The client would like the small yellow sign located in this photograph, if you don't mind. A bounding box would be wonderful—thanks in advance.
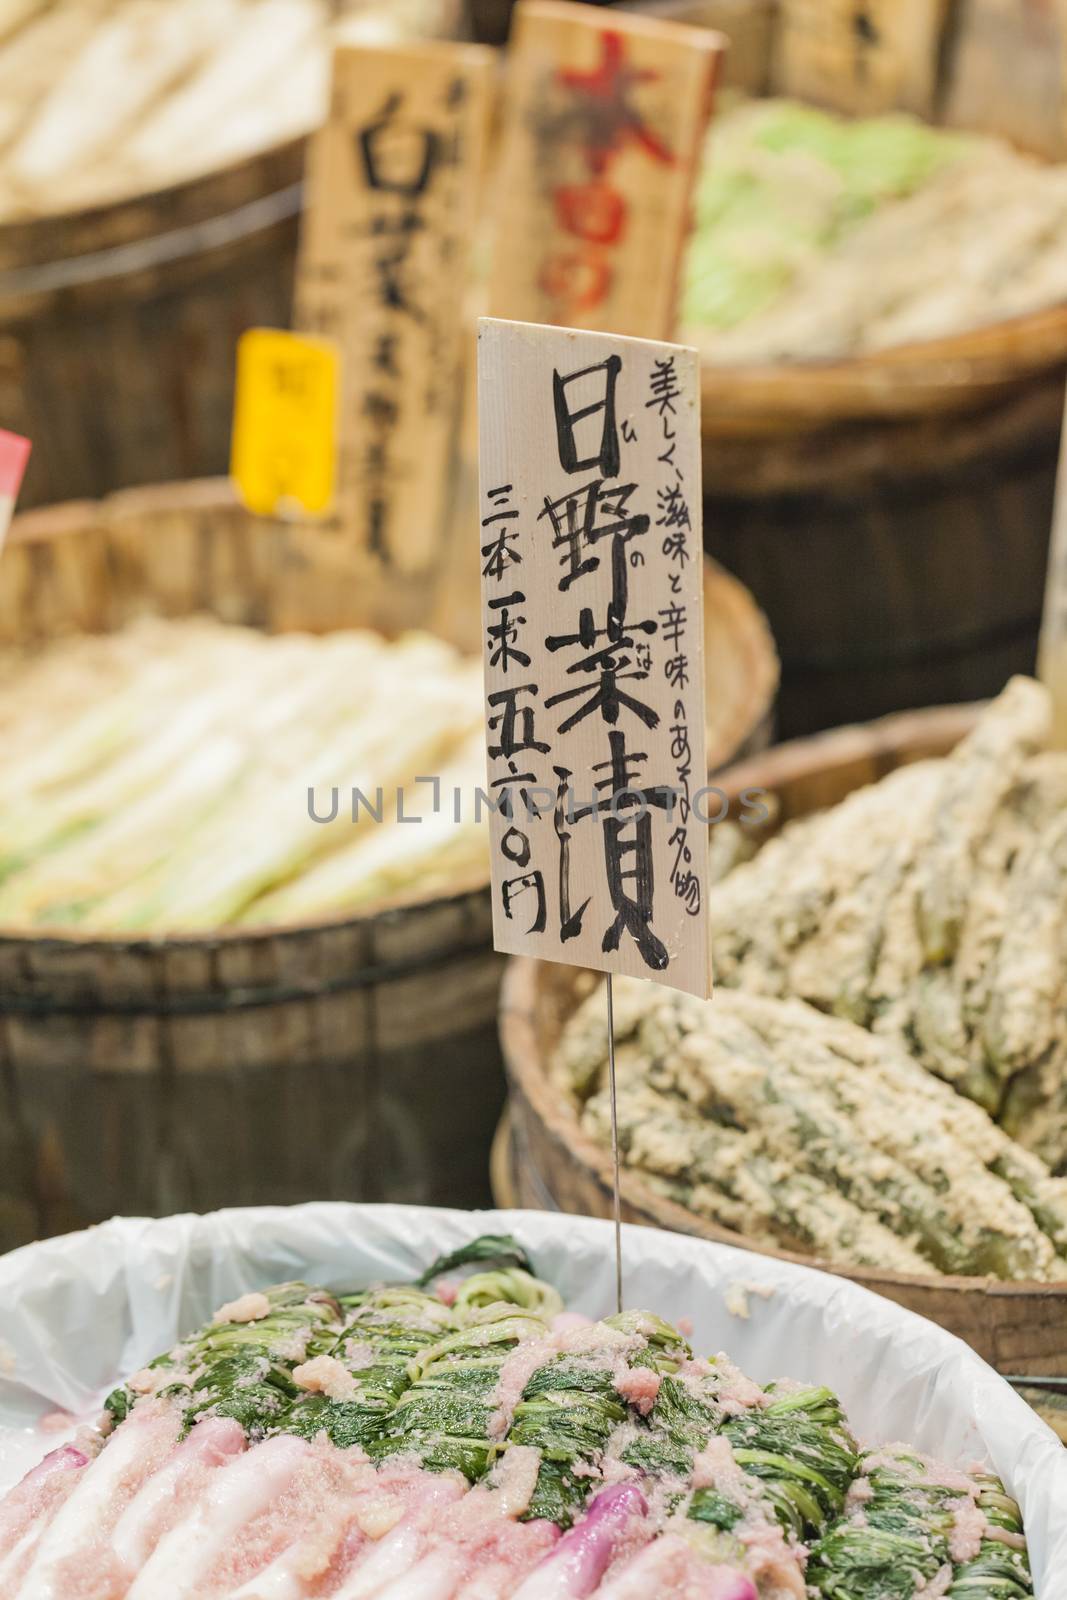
[230,328,339,517]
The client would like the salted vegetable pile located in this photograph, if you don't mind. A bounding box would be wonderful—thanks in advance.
[683,99,1067,362]
[0,1237,1032,1598]
[557,678,1067,1278]
[557,983,1067,1281]
[0,0,453,218]
[0,616,485,931]
[712,678,1067,1172]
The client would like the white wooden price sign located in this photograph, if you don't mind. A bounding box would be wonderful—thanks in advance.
[478,317,711,999]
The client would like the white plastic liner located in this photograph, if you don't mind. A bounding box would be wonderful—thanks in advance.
[0,1203,1064,1594]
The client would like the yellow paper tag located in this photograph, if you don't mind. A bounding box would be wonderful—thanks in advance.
[230,328,339,517]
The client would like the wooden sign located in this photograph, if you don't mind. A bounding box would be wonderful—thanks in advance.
[773,0,948,118]
[487,1,724,341]
[942,0,1067,160]
[295,40,495,576]
[230,329,339,518]
[1038,386,1067,749]
[0,428,30,555]
[616,0,776,93]
[478,317,711,999]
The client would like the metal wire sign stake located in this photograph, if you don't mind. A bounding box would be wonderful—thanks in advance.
[606,974,624,1314]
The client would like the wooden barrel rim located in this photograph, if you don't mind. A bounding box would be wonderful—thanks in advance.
[0,478,777,958]
[0,136,305,267]
[716,700,983,801]
[712,707,990,817]
[697,300,1067,428]
[0,876,489,960]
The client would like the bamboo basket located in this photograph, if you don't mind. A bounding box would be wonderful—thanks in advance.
[496,701,1067,1377]
[0,478,777,1250]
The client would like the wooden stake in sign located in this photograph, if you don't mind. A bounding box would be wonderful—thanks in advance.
[478,318,712,996]
[773,0,948,118]
[488,2,723,340]
[295,40,494,578]
[1038,386,1067,750]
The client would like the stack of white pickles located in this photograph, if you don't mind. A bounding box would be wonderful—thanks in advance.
[0,0,456,218]
[0,616,487,931]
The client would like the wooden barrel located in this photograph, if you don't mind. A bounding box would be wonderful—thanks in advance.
[498,700,1067,1377]
[699,312,1067,740]
[0,478,777,1250]
[0,141,303,510]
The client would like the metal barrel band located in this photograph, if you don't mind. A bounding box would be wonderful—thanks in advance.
[0,182,304,299]
[0,934,494,1017]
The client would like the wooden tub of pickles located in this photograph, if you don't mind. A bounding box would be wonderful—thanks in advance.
[498,678,1067,1377]
[0,477,777,1249]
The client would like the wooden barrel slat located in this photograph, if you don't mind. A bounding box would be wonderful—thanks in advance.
[497,701,1067,1376]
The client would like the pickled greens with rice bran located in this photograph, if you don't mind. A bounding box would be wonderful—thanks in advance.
[0,1233,1033,1598]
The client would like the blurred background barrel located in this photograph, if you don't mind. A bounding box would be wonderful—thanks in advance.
[0,144,303,511]
[700,355,1066,737]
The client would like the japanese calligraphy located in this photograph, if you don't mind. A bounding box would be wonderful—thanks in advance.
[488,1,723,340]
[295,41,493,582]
[478,317,711,998]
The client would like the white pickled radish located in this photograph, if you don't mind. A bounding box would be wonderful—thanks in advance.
[329,1519,425,1600]
[126,1434,312,1600]
[372,1546,467,1600]
[225,1496,366,1599]
[591,1536,758,1600]
[225,1552,308,1599]
[0,1442,90,1559]
[16,1401,180,1600]
[486,1447,541,1520]
[331,1478,466,1599]
[452,1560,515,1600]
[110,1414,246,1571]
[0,1525,44,1591]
